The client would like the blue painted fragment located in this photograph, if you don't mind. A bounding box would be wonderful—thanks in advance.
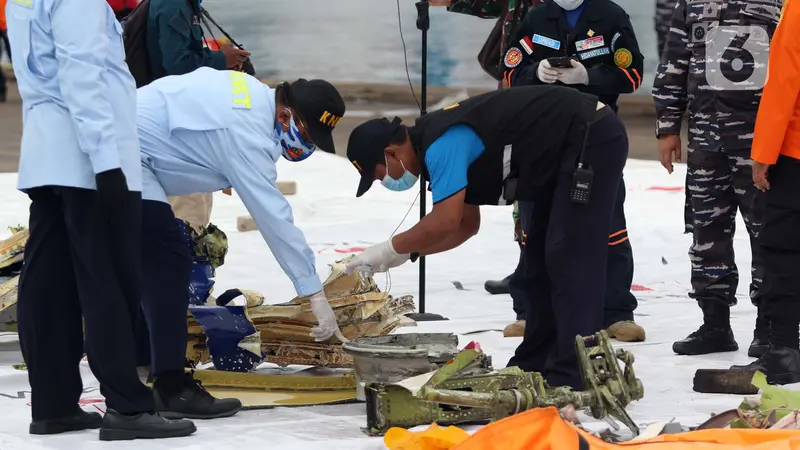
[188,260,215,306]
[189,305,266,372]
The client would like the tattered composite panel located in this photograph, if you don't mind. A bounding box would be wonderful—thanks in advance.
[186,259,418,371]
[0,227,27,332]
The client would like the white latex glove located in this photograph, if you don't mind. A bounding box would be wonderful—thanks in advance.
[309,291,341,342]
[554,59,589,85]
[537,59,559,84]
[344,239,410,275]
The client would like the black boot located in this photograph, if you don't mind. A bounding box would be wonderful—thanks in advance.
[99,409,196,441]
[29,408,103,435]
[730,346,800,385]
[154,371,242,420]
[748,312,770,358]
[484,274,512,295]
[673,302,738,355]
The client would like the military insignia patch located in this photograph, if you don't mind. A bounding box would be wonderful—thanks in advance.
[504,47,523,68]
[614,48,633,68]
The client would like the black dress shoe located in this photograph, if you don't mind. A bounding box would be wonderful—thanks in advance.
[154,372,242,420]
[730,346,800,385]
[99,409,196,441]
[673,324,739,355]
[484,274,512,295]
[30,409,103,435]
[748,314,770,358]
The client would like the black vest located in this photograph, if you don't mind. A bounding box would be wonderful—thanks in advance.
[412,85,598,205]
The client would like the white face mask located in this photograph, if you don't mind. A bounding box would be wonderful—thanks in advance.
[554,0,585,11]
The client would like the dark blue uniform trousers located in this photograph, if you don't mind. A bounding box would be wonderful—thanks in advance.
[509,180,637,327]
[507,112,629,390]
[17,187,155,420]
[136,200,193,377]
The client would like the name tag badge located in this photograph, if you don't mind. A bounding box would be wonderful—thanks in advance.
[532,34,561,51]
[578,47,611,61]
[575,36,605,52]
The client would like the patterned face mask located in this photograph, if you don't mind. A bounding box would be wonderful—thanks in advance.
[275,109,317,162]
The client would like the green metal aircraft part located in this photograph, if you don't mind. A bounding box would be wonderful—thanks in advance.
[363,330,643,436]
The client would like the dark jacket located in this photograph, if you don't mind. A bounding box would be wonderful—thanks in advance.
[505,0,644,112]
[146,0,226,77]
[652,0,781,152]
[410,86,598,205]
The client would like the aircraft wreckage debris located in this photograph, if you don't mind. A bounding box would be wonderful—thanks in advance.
[344,330,644,437]
[186,255,417,371]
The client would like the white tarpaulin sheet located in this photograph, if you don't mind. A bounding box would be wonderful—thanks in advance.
[0,153,767,449]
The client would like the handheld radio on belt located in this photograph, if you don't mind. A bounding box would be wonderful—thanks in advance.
[569,105,612,205]
[570,131,593,205]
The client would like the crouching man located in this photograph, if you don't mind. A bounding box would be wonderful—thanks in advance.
[135,67,347,417]
[344,85,628,389]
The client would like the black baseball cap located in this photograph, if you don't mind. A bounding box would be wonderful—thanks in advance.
[347,117,404,197]
[288,79,346,154]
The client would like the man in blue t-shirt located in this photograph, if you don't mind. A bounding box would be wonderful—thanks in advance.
[342,85,629,389]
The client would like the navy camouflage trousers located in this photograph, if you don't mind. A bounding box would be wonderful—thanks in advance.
[685,148,764,308]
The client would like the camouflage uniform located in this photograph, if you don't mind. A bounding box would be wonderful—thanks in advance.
[447,0,545,242]
[655,0,679,56]
[653,0,781,355]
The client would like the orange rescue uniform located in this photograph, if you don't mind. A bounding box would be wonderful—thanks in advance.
[751,0,800,165]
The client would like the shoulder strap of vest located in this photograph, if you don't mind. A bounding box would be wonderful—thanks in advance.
[408,125,429,181]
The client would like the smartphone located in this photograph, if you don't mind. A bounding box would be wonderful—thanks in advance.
[547,56,574,69]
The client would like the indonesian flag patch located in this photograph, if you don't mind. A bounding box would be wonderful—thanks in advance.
[520,36,534,55]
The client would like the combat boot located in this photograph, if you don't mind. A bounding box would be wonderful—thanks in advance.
[729,346,800,385]
[673,302,738,355]
[607,320,646,342]
[484,274,512,295]
[748,312,770,358]
[154,371,242,420]
[503,320,525,337]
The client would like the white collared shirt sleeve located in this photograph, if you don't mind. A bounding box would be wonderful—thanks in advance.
[225,147,323,297]
[49,0,121,174]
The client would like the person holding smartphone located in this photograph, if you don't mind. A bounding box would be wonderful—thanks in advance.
[502,0,646,345]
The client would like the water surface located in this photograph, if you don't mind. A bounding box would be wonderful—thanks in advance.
[204,0,658,93]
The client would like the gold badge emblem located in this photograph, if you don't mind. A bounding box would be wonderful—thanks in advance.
[614,48,633,69]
